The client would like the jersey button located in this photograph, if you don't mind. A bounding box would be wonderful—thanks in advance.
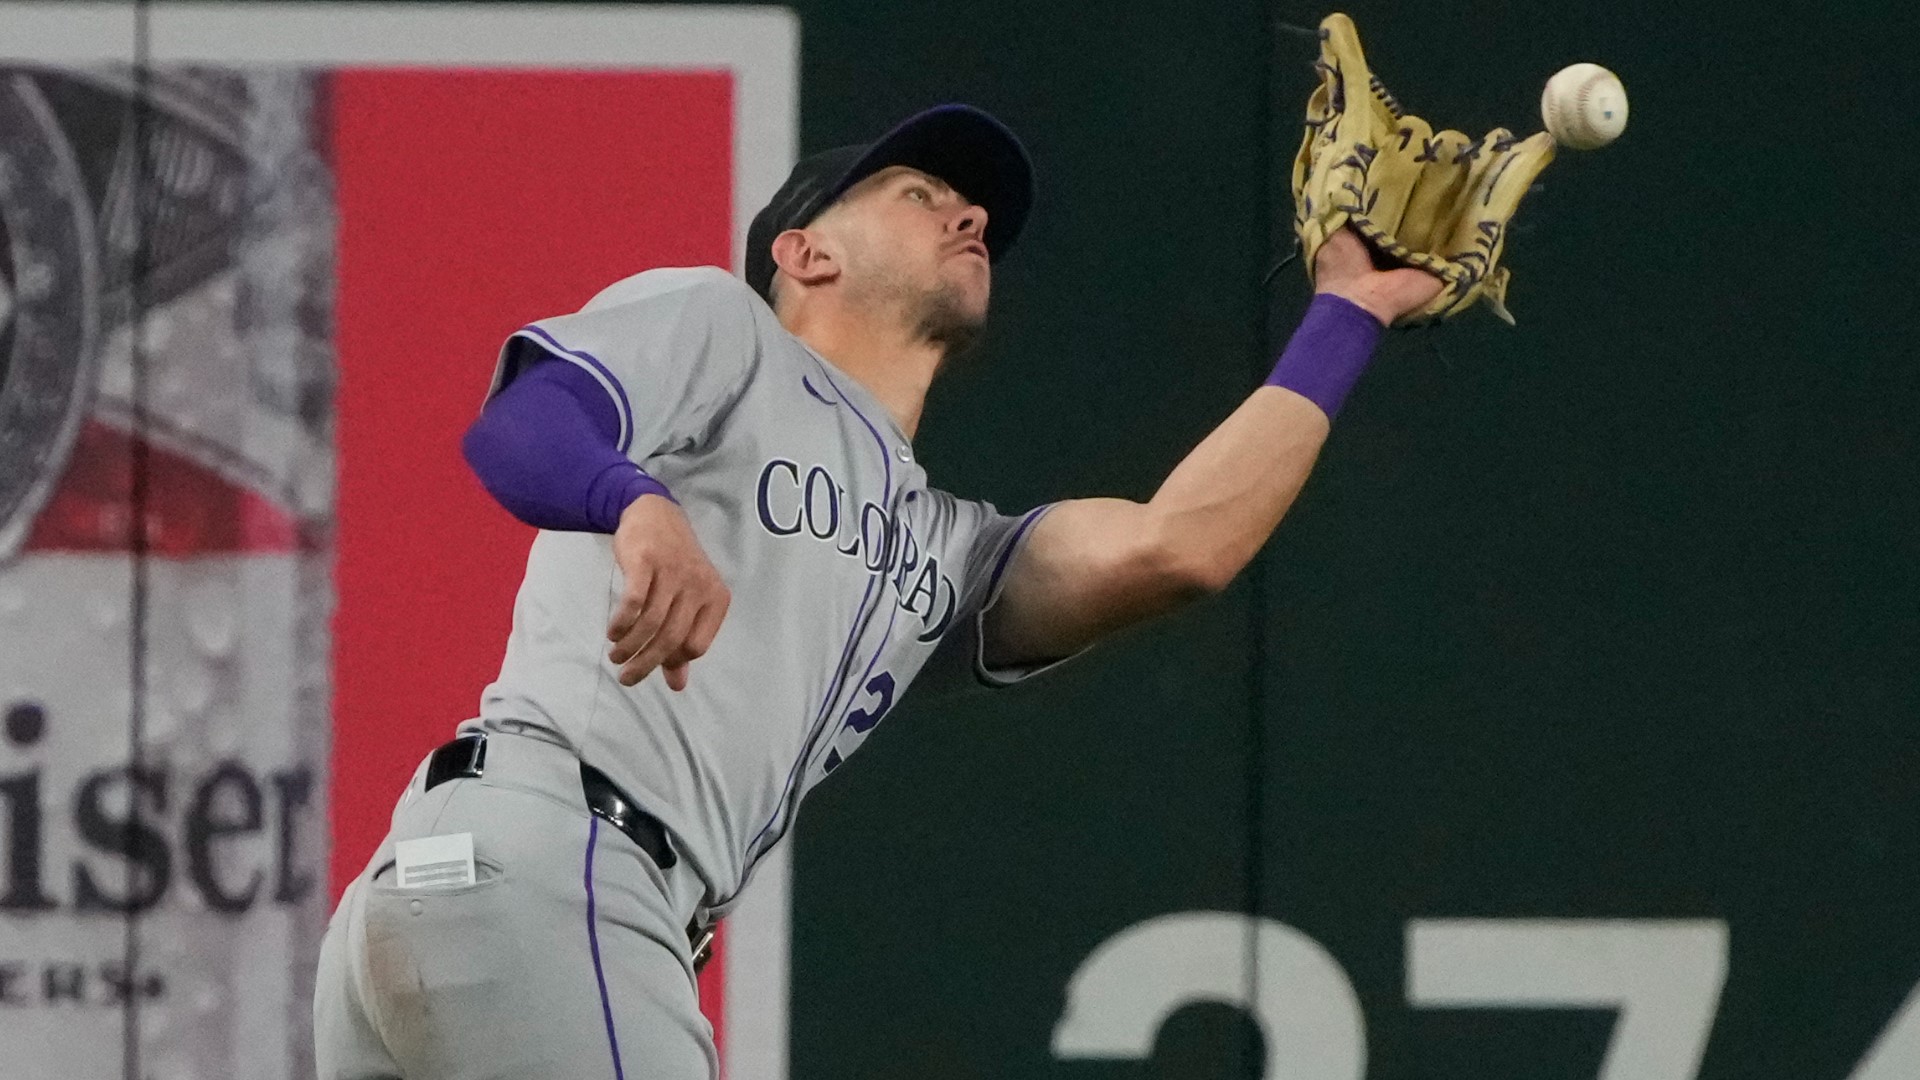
[895,445,912,463]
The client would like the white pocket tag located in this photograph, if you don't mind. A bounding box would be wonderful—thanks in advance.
[395,833,476,889]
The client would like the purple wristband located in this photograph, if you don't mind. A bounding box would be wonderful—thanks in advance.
[1264,292,1385,419]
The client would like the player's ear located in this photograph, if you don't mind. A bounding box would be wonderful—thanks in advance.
[770,228,840,289]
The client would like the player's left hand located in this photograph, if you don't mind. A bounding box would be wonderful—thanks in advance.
[607,494,732,691]
[1312,226,1444,327]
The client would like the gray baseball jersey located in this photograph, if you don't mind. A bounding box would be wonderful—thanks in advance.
[460,266,1054,915]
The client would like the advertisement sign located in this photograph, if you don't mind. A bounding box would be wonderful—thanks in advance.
[0,5,798,1077]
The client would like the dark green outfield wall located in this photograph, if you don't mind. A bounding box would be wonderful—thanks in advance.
[741,0,1920,1078]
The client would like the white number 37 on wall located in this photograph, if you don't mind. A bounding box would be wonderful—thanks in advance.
[1053,914,1920,1079]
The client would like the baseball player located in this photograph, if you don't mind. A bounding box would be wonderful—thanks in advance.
[314,77,1536,1077]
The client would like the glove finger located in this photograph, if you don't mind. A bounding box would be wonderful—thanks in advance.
[1348,112,1433,258]
[1470,130,1556,241]
[1295,12,1367,198]
[1317,13,1374,122]
[1294,13,1376,273]
[1432,128,1517,263]
[1439,129,1554,306]
[1320,12,1399,150]
[1416,128,1555,322]
[1292,65,1338,202]
[1292,82,1331,237]
[1417,126,1516,317]
[1459,132,1555,323]
[1393,128,1474,253]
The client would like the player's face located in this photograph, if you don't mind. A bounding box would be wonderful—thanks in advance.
[824,167,992,353]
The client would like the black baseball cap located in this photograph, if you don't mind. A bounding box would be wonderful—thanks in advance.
[744,104,1034,302]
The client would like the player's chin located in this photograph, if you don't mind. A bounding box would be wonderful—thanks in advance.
[957,286,990,327]
[944,263,991,319]
[949,288,991,339]
[920,283,989,360]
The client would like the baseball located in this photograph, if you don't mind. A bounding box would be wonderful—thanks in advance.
[1541,63,1628,150]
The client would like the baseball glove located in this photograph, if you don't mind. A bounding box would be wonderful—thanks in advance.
[1291,12,1556,326]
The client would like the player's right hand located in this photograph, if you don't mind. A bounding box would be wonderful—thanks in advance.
[606,494,731,691]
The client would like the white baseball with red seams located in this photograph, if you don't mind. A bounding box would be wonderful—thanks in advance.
[1542,63,1629,150]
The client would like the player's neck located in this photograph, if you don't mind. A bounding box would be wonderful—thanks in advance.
[785,313,940,439]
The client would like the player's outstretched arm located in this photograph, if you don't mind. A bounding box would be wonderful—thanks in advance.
[982,229,1441,668]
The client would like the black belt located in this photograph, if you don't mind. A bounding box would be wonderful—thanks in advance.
[423,733,712,971]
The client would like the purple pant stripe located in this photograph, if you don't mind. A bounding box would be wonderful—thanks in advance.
[584,817,627,1080]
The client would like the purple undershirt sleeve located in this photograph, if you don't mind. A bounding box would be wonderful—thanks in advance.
[461,357,674,534]
[1263,292,1386,419]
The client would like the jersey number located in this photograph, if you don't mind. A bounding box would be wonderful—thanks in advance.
[844,671,896,734]
[823,672,896,775]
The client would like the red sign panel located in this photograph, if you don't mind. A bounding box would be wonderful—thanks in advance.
[330,63,736,1045]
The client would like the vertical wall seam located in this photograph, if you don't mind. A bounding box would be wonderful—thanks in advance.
[1241,8,1274,1076]
[122,3,154,1078]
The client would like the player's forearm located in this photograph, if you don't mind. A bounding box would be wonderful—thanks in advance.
[1142,386,1334,590]
[1142,292,1383,590]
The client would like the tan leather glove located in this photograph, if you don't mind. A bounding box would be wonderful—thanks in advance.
[1292,12,1557,326]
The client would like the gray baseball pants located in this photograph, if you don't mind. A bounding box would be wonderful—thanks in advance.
[313,729,718,1080]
